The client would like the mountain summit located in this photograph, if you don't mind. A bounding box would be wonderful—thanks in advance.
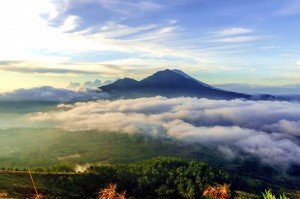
[100,69,251,99]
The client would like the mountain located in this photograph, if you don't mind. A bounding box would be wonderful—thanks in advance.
[100,69,252,99]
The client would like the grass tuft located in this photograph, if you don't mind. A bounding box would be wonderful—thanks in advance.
[98,184,126,199]
[203,184,230,199]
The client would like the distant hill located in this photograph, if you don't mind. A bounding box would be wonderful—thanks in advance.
[100,69,252,99]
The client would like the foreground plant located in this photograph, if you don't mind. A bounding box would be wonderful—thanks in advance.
[98,184,126,199]
[262,189,287,199]
[203,184,230,199]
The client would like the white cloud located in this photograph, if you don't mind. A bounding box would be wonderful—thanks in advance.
[67,79,114,90]
[217,28,253,36]
[27,97,300,168]
[67,82,81,89]
[212,36,262,43]
[99,22,159,39]
[60,15,82,32]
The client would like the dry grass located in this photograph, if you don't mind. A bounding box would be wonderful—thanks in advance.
[28,171,43,199]
[0,191,14,199]
[98,184,126,199]
[203,184,230,199]
[34,194,43,199]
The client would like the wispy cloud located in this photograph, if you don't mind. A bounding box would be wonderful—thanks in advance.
[216,27,253,36]
[275,0,300,16]
[0,61,147,76]
[99,0,162,15]
[211,36,262,43]
[209,27,264,44]
[0,65,97,75]
[99,21,159,39]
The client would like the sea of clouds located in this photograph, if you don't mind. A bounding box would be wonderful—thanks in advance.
[27,96,300,169]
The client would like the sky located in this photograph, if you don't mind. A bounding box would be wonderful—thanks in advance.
[0,0,300,91]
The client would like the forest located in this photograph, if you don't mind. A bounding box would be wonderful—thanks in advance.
[1,157,298,198]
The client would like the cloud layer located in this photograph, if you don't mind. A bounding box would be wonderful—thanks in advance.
[0,86,109,102]
[28,97,300,168]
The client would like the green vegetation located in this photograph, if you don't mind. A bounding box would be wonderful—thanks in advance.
[0,157,228,198]
[1,157,299,198]
[262,189,287,199]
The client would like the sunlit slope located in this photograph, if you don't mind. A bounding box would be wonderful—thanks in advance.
[0,128,201,168]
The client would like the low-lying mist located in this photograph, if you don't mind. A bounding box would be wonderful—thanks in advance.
[27,96,300,169]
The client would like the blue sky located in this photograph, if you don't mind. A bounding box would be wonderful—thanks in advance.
[0,0,300,91]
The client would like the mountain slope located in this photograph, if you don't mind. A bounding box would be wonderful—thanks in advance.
[100,69,252,99]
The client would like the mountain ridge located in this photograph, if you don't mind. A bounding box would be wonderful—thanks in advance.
[100,69,252,99]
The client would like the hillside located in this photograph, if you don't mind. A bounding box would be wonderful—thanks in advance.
[0,128,299,198]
